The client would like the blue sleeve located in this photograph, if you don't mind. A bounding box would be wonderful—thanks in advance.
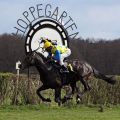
[54,50,61,61]
[48,52,52,57]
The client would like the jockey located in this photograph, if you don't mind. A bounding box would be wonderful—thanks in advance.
[42,39,71,71]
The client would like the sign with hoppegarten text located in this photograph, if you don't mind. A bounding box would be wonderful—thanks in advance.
[14,3,79,55]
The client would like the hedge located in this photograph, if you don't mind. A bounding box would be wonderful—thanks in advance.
[0,73,120,105]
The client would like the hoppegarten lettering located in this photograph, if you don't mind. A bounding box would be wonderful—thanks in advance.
[14,3,79,39]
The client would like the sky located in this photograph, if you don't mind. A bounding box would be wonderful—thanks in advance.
[0,0,120,40]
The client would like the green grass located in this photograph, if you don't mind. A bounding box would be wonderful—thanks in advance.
[0,104,120,120]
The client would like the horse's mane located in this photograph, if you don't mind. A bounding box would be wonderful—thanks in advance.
[35,52,47,61]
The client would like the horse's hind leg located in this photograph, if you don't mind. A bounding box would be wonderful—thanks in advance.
[55,88,61,106]
[69,82,82,104]
[75,86,82,104]
[62,83,76,104]
[36,85,51,102]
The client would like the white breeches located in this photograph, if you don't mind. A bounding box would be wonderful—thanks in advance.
[59,48,71,65]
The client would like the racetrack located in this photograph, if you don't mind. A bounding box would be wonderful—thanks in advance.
[0,73,120,120]
[0,105,120,120]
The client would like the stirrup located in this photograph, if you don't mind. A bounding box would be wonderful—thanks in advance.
[60,69,69,73]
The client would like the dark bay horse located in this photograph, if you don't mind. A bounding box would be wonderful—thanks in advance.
[20,52,116,105]
[19,52,81,105]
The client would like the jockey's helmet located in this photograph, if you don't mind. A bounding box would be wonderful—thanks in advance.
[44,41,52,49]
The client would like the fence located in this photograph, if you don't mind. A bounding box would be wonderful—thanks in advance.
[0,73,120,105]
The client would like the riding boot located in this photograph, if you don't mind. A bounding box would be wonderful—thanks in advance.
[60,65,69,73]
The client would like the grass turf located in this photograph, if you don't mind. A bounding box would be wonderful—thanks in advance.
[0,104,120,120]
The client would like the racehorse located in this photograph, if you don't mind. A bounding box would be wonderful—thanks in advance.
[20,52,116,105]
[19,52,81,105]
[71,59,116,93]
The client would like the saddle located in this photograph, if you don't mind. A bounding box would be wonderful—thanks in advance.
[47,59,73,73]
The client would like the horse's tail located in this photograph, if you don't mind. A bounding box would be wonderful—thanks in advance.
[93,68,116,85]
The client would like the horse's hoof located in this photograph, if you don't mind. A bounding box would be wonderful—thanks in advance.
[76,94,82,104]
[58,101,61,106]
[46,98,51,102]
[76,98,81,104]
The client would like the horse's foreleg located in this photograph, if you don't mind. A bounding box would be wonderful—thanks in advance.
[79,76,91,92]
[79,77,91,96]
[79,77,88,91]
[55,88,61,106]
[36,85,51,102]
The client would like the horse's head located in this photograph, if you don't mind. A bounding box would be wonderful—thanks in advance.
[19,52,44,70]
